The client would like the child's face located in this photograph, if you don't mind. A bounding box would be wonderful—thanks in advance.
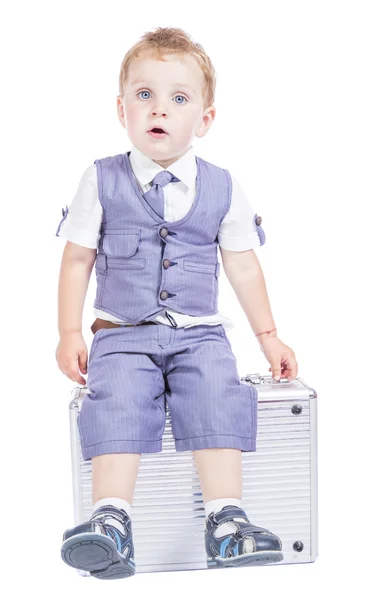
[117,52,215,168]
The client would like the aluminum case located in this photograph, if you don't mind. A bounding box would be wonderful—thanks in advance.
[67,374,318,575]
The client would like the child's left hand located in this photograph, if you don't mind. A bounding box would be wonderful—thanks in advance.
[260,337,298,382]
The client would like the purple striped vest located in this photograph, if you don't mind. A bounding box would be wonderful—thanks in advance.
[92,151,264,324]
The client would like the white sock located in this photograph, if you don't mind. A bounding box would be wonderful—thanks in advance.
[92,497,132,538]
[205,498,248,537]
[93,497,131,517]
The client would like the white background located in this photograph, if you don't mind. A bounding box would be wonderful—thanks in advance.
[1,0,364,596]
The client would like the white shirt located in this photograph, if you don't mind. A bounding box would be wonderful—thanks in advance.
[57,145,263,331]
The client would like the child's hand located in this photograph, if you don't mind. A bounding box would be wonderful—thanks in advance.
[56,332,88,385]
[260,337,298,382]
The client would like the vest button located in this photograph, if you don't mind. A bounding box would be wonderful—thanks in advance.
[160,227,169,238]
[160,290,169,300]
[163,259,170,269]
[255,216,262,226]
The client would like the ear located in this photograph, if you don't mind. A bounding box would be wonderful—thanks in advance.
[196,105,216,139]
[116,95,126,129]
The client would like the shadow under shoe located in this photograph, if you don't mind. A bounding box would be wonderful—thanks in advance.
[205,505,284,568]
[61,505,135,579]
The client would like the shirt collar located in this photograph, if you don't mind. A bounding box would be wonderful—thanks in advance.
[129,145,197,190]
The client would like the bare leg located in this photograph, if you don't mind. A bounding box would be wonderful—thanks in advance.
[192,448,242,503]
[92,453,141,505]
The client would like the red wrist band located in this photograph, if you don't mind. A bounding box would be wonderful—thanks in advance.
[255,328,277,337]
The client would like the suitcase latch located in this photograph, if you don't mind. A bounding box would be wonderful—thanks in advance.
[243,373,264,385]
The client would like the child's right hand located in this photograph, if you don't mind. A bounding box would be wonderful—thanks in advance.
[56,332,88,385]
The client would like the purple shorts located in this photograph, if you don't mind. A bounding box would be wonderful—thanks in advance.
[78,323,258,460]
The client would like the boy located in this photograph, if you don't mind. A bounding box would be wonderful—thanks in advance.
[56,27,298,579]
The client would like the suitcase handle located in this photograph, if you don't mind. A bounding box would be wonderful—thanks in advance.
[243,374,290,385]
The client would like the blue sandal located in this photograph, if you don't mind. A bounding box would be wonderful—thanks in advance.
[61,505,135,579]
[205,505,284,568]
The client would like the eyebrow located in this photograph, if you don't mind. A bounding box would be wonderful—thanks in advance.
[130,79,197,94]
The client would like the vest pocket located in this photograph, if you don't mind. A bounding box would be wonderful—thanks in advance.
[102,229,140,258]
[183,260,217,275]
[180,260,218,313]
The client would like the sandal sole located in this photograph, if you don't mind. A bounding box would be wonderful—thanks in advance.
[61,532,135,579]
[207,550,284,568]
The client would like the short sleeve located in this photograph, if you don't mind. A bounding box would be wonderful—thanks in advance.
[55,164,102,249]
[218,174,266,251]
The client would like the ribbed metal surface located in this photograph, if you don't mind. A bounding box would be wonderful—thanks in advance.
[69,375,317,574]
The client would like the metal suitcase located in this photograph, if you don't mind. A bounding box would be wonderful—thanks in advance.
[67,374,318,576]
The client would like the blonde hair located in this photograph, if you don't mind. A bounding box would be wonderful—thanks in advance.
[118,27,216,109]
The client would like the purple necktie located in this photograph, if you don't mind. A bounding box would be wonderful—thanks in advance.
[143,171,180,219]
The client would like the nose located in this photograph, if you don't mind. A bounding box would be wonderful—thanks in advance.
[152,108,167,117]
[151,97,168,117]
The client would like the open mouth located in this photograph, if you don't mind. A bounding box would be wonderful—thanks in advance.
[148,127,168,137]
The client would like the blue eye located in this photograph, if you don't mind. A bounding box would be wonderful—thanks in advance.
[137,91,187,104]
[138,90,151,99]
[174,95,186,104]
